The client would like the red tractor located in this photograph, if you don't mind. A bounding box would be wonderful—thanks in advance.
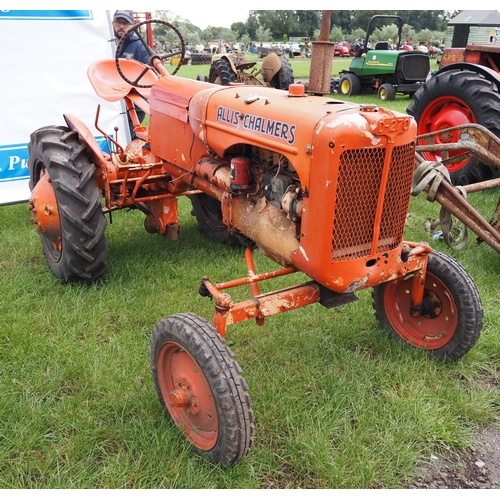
[408,43,500,185]
[27,20,483,466]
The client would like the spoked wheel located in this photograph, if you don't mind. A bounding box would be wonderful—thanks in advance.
[372,251,483,361]
[407,69,500,185]
[27,126,107,283]
[150,313,255,466]
[115,19,186,84]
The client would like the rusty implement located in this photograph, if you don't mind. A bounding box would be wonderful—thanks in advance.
[413,123,500,254]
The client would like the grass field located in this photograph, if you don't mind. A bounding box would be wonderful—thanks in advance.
[0,55,498,489]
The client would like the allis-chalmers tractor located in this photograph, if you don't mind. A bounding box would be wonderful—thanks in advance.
[27,20,483,467]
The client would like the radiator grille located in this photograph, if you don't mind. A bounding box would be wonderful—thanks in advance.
[397,54,430,81]
[332,143,415,260]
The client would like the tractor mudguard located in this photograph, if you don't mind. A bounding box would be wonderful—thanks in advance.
[260,53,283,83]
[63,113,110,197]
[431,62,500,89]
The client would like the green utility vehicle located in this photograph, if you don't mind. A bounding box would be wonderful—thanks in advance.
[332,15,430,100]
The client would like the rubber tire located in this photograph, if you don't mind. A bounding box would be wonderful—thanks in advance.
[339,73,361,96]
[191,53,212,65]
[150,313,255,467]
[208,58,238,86]
[269,57,294,90]
[407,69,500,185]
[378,83,396,101]
[28,126,107,283]
[372,251,483,361]
[189,193,241,246]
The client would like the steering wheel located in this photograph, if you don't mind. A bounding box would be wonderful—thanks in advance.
[115,19,186,87]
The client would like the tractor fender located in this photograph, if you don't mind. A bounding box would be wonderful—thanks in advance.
[432,62,500,90]
[63,113,111,198]
[261,53,283,83]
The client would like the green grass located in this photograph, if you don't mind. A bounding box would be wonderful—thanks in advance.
[1,56,498,488]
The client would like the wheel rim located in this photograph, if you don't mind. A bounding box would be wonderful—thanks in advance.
[417,95,476,172]
[383,273,458,350]
[340,79,350,94]
[29,168,62,260]
[379,87,387,100]
[157,341,218,450]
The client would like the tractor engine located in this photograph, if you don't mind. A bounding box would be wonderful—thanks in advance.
[148,78,417,294]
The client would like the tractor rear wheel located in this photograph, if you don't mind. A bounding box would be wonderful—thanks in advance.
[372,251,483,361]
[150,313,255,467]
[208,58,238,86]
[27,126,107,283]
[339,73,361,96]
[407,69,500,185]
[269,57,294,90]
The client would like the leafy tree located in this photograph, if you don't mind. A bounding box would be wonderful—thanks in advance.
[329,27,344,43]
[330,11,353,31]
[351,28,366,42]
[230,21,247,38]
[255,25,273,43]
[240,33,251,48]
[201,28,213,46]
[402,24,416,45]
[295,10,321,38]
[351,10,395,31]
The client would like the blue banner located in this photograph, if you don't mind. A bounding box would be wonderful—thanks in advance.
[0,138,111,183]
[0,11,93,21]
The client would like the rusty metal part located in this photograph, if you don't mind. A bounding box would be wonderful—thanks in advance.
[201,245,430,338]
[416,123,500,171]
[308,10,334,95]
[413,122,500,254]
[28,171,61,249]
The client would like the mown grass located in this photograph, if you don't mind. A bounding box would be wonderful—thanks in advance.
[0,55,498,489]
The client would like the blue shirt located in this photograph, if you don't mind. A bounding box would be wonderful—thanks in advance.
[118,31,150,64]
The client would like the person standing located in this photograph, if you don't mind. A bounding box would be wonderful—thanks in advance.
[112,10,150,138]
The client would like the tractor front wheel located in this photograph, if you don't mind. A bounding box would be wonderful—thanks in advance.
[150,313,255,466]
[372,251,483,361]
[407,69,500,185]
[27,126,107,283]
[189,192,241,246]
[339,73,361,96]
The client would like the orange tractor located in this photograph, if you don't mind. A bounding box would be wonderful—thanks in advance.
[27,20,483,466]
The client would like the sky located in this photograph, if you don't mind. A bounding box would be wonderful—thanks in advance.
[10,2,485,31]
[164,7,252,31]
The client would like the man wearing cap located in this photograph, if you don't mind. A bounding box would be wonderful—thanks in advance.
[112,10,149,138]
[113,10,149,64]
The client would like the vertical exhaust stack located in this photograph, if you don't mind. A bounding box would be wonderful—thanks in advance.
[308,10,335,95]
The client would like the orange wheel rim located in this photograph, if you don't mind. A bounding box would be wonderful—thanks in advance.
[30,169,62,254]
[157,342,218,450]
[383,274,458,350]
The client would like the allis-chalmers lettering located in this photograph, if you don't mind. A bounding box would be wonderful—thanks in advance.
[216,106,296,145]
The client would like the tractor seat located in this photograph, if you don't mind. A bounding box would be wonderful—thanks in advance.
[375,41,390,50]
[87,59,156,102]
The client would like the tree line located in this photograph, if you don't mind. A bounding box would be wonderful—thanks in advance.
[153,10,461,48]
